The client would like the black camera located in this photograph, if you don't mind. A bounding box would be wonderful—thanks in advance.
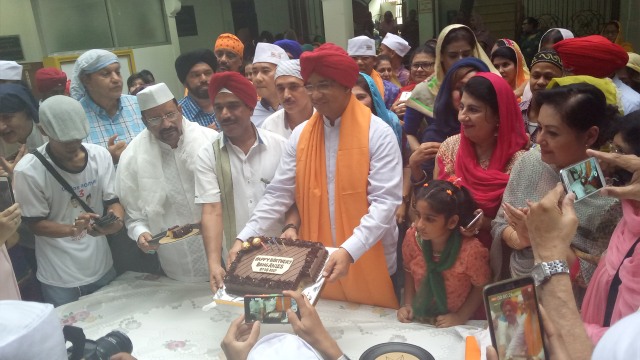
[65,325,133,360]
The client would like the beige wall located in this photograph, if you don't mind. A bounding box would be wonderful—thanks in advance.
[0,0,43,62]
[620,0,639,50]
[255,0,291,35]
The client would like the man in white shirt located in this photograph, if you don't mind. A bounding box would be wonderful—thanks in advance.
[196,71,287,292]
[234,43,402,308]
[115,83,217,282]
[260,60,313,139]
[250,43,289,127]
[14,95,124,307]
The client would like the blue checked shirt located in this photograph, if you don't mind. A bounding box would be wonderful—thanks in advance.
[80,95,145,149]
[178,95,219,129]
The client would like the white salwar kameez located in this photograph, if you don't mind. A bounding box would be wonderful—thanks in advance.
[116,118,217,282]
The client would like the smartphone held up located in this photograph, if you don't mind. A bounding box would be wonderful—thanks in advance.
[559,157,606,202]
[244,294,300,324]
[484,277,547,360]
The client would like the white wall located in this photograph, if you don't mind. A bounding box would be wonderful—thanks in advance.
[177,0,234,54]
[0,0,44,62]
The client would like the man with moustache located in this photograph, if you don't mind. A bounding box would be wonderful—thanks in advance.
[174,49,219,130]
[260,60,313,138]
[115,83,217,282]
[195,72,287,292]
[214,33,244,73]
[250,43,289,127]
[234,44,402,309]
[70,49,145,164]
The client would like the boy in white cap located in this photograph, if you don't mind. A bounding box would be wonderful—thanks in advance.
[0,61,23,84]
[380,33,412,86]
[13,95,124,307]
[250,43,289,127]
[115,83,217,282]
[260,60,313,138]
[348,35,400,109]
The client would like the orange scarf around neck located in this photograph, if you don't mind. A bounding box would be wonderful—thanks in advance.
[295,94,398,309]
[524,311,543,356]
[370,70,386,99]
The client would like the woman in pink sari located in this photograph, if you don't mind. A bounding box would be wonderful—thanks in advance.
[581,113,640,343]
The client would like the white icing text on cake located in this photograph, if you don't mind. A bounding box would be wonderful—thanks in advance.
[251,256,294,274]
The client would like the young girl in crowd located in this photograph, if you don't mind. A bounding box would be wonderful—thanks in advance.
[398,179,490,327]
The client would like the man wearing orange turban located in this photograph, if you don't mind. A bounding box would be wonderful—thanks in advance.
[214,33,244,73]
[235,43,402,309]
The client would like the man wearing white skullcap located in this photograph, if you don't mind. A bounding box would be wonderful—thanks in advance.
[71,49,145,164]
[260,60,313,138]
[0,61,23,84]
[13,95,124,307]
[115,83,217,283]
[380,33,412,86]
[348,36,400,109]
[250,43,289,127]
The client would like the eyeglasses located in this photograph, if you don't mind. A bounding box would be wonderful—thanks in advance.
[304,81,335,94]
[146,111,180,127]
[411,62,435,71]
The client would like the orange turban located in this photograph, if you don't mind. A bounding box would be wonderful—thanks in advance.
[554,35,628,78]
[208,71,257,109]
[215,33,244,58]
[300,43,359,88]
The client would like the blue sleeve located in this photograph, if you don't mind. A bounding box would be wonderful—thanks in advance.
[403,106,423,137]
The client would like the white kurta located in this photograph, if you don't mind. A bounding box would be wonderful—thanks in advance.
[194,127,287,255]
[237,114,402,274]
[260,109,292,139]
[116,119,217,282]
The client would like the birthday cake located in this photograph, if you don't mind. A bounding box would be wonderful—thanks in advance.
[224,237,328,296]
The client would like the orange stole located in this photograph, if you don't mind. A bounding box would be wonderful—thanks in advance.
[370,70,386,99]
[295,94,398,309]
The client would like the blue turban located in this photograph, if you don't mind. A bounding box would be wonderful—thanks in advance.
[274,40,303,60]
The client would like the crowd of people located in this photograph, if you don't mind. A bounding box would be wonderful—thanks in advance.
[1,16,639,359]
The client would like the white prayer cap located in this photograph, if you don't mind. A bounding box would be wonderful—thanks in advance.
[39,95,89,142]
[247,333,323,360]
[253,43,289,66]
[0,301,67,360]
[348,36,376,56]
[381,33,411,57]
[136,83,175,111]
[70,49,119,100]
[0,61,23,81]
[275,60,302,80]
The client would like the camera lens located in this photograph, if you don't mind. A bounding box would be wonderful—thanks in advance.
[95,331,133,359]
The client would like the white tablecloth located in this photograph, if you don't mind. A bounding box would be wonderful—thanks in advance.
[56,272,487,359]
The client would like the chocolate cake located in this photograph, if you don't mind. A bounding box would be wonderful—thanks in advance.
[171,224,193,238]
[224,237,328,296]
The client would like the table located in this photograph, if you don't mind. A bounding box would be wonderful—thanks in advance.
[57,272,487,359]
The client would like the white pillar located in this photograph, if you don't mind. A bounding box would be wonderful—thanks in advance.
[321,0,354,48]
[417,0,436,43]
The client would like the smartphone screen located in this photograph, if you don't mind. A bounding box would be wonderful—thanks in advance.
[484,277,546,360]
[560,157,606,202]
[0,177,15,212]
[244,295,299,324]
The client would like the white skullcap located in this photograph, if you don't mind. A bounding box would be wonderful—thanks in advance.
[0,61,23,81]
[348,36,376,56]
[0,301,67,360]
[381,33,411,57]
[70,49,119,100]
[136,83,175,111]
[275,60,302,80]
[253,43,289,66]
[39,95,89,142]
[247,333,323,360]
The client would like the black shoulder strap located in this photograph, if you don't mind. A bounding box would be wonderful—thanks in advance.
[603,237,640,327]
[30,150,94,214]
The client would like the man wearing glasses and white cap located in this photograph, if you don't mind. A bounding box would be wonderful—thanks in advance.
[115,83,217,283]
[379,33,412,86]
[250,43,289,127]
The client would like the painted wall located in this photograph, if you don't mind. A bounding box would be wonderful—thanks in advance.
[254,0,291,35]
[0,0,44,62]
[177,0,234,54]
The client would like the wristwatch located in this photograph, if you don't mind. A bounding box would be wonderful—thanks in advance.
[531,259,570,286]
[281,223,298,234]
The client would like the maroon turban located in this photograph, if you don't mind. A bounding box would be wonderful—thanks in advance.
[208,71,257,109]
[35,67,67,93]
[300,43,359,88]
[553,35,629,78]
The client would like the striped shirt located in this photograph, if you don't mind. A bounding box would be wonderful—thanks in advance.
[178,95,219,128]
[80,95,145,149]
